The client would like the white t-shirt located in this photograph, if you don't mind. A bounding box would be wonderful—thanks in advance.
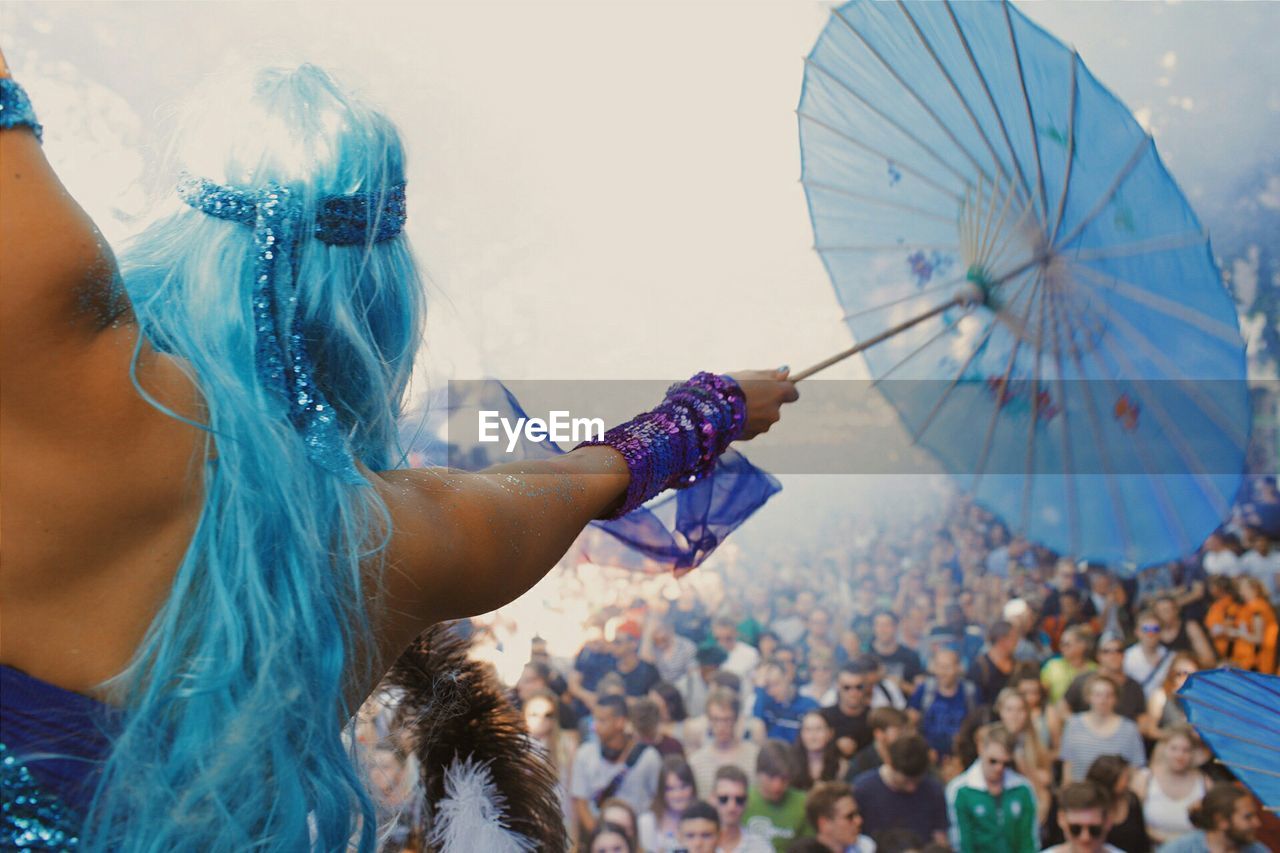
[1241,549,1280,583]
[723,642,762,680]
[569,740,662,819]
[717,833,775,853]
[1203,550,1241,577]
[1123,643,1173,697]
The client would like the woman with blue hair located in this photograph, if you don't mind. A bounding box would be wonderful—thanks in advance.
[0,50,797,852]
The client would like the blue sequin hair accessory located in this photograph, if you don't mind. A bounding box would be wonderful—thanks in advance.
[176,173,408,482]
[0,78,44,141]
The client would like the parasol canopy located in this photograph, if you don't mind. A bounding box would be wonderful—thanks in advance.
[1178,667,1280,810]
[796,0,1250,568]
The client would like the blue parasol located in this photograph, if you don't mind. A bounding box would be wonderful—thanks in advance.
[1178,667,1280,810]
[794,0,1250,568]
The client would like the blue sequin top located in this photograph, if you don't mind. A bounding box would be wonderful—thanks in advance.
[1,664,122,849]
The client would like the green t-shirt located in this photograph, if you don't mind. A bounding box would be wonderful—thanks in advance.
[743,786,809,853]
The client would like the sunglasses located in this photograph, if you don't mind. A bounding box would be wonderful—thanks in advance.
[716,795,747,806]
[1068,823,1103,838]
[1100,647,1123,654]
[1140,624,1161,634]
[985,757,1010,767]
[839,683,870,691]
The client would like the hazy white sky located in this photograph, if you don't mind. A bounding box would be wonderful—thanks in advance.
[4,1,1277,540]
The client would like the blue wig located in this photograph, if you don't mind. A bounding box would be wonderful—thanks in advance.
[92,64,426,851]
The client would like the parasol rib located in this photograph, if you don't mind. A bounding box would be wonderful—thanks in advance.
[1002,0,1049,228]
[1045,270,1083,557]
[799,107,966,202]
[943,0,1039,224]
[1048,50,1079,244]
[840,275,970,324]
[1053,134,1152,252]
[971,267,1047,492]
[1067,229,1210,262]
[802,59,973,194]
[803,179,959,223]
[896,1,1033,219]
[1071,262,1239,346]
[871,308,972,386]
[830,6,1008,201]
[1093,326,1232,522]
[1020,259,1052,534]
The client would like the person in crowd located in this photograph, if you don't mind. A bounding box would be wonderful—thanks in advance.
[759,632,782,664]
[822,659,875,761]
[631,697,686,759]
[1041,781,1121,853]
[1151,595,1216,669]
[1085,755,1151,853]
[844,706,910,781]
[650,681,690,742]
[908,647,980,760]
[599,798,640,849]
[775,646,802,690]
[1155,784,1268,853]
[1087,566,1133,640]
[863,654,909,710]
[1203,576,1240,661]
[1043,590,1100,654]
[676,801,722,853]
[646,620,699,686]
[678,644,728,719]
[739,586,774,648]
[684,672,767,752]
[613,621,663,698]
[715,616,764,680]
[804,781,875,853]
[672,587,711,644]
[571,695,663,837]
[1141,654,1199,742]
[516,659,580,731]
[992,687,1052,824]
[1123,614,1175,701]
[743,740,810,853]
[800,649,838,708]
[773,593,808,648]
[712,766,775,853]
[755,658,821,744]
[1066,632,1147,722]
[523,688,578,837]
[1228,576,1277,672]
[969,620,1019,706]
[869,610,925,694]
[1042,625,1097,705]
[1240,527,1280,588]
[849,577,879,649]
[945,724,1038,853]
[1060,675,1146,782]
[1202,531,1243,578]
[801,607,837,662]
[838,629,863,668]
[1132,725,1210,846]
[586,821,637,853]
[573,617,621,711]
[639,755,699,852]
[688,688,761,798]
[367,742,424,853]
[790,710,845,791]
[1011,664,1058,752]
[851,733,949,847]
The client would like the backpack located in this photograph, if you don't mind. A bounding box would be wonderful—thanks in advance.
[919,676,978,717]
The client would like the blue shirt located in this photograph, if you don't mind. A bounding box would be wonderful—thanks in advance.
[908,679,976,756]
[852,768,948,839]
[1156,830,1269,853]
[752,688,819,743]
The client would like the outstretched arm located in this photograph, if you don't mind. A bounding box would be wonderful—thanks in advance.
[375,370,797,635]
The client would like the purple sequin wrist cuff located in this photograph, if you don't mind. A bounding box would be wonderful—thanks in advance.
[576,372,747,520]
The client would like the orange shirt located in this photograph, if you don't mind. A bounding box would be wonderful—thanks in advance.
[1231,598,1278,671]
[1204,597,1238,659]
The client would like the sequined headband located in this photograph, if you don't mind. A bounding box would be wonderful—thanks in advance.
[176,174,408,482]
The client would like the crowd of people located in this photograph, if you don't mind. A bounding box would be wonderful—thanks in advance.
[364,483,1280,853]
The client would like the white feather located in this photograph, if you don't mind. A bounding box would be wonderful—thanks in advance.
[428,756,537,853]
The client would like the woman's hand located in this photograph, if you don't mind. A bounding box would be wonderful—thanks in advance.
[728,367,799,441]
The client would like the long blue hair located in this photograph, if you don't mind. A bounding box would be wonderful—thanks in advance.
[90,64,426,851]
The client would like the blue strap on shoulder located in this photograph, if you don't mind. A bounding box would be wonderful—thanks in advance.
[0,78,43,142]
